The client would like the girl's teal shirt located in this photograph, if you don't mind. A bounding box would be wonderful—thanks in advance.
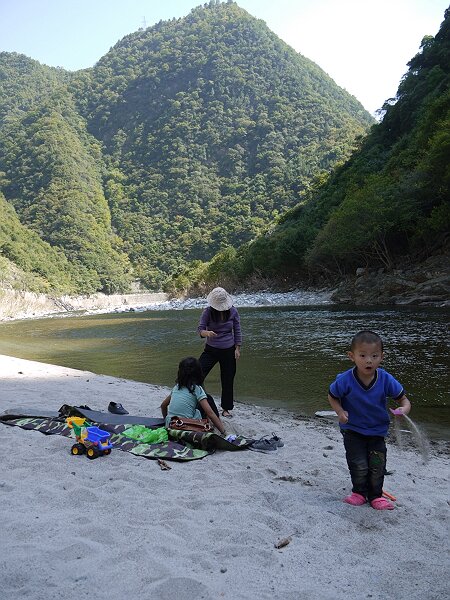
[165,384,207,427]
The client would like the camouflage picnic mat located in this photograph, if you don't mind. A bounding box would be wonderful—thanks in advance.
[0,409,254,461]
[167,428,254,451]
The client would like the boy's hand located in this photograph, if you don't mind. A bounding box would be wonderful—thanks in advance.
[390,408,404,416]
[338,410,349,424]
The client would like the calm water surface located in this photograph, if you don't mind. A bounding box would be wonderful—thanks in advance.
[0,305,448,438]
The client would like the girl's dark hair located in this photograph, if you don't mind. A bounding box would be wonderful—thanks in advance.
[350,330,384,352]
[176,356,203,392]
[209,306,230,322]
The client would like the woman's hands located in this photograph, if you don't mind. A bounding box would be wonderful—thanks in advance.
[235,345,241,360]
[201,330,217,339]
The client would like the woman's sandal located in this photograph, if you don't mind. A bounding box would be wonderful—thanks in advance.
[370,497,395,510]
[221,410,233,418]
[343,492,367,506]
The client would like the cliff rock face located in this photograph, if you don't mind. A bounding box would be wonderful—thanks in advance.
[330,254,450,306]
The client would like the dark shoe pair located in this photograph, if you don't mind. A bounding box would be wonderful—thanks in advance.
[249,438,278,453]
[248,433,284,454]
[108,402,129,415]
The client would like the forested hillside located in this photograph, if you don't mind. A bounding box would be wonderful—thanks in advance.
[0,191,77,292]
[178,7,449,292]
[0,1,372,293]
[0,54,131,293]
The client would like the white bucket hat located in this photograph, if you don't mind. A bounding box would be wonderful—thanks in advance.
[206,287,233,311]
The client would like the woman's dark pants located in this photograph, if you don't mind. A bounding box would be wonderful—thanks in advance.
[199,345,236,411]
[342,429,387,501]
[198,394,220,419]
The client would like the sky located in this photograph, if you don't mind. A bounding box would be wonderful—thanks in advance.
[0,0,448,115]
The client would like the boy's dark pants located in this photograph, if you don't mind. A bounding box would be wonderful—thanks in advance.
[342,429,386,501]
[199,345,236,411]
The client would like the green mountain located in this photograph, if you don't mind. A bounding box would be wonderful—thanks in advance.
[0,191,78,293]
[0,54,131,293]
[0,1,372,293]
[185,7,448,290]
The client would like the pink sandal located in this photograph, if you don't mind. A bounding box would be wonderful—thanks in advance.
[343,492,367,506]
[370,497,394,510]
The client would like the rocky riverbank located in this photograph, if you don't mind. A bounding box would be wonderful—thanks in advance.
[0,288,334,321]
[1,253,448,321]
[0,289,168,321]
[330,253,450,307]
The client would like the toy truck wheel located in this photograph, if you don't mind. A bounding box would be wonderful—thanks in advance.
[103,449,111,455]
[86,447,99,460]
[71,443,85,455]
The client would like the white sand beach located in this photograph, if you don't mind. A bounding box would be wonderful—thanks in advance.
[0,354,448,600]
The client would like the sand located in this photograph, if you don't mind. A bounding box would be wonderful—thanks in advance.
[0,354,448,600]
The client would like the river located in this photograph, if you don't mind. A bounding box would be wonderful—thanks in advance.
[0,293,448,439]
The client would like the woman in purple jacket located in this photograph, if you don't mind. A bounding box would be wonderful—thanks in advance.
[197,287,242,417]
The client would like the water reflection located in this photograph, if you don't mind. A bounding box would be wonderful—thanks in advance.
[0,305,448,438]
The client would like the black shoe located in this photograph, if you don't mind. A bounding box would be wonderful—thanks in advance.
[248,438,278,453]
[108,402,129,415]
[255,433,284,448]
[270,433,284,448]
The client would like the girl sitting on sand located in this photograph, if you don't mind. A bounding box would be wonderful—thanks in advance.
[160,357,226,435]
[328,330,411,510]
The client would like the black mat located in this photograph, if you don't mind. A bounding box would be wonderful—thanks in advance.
[1,405,165,428]
[57,404,166,427]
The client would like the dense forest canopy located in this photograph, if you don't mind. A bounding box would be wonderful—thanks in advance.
[172,7,449,293]
[0,54,131,293]
[0,1,372,293]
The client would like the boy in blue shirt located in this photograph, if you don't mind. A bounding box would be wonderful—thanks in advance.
[328,331,411,510]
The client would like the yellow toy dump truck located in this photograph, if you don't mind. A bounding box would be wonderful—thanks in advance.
[66,417,113,460]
